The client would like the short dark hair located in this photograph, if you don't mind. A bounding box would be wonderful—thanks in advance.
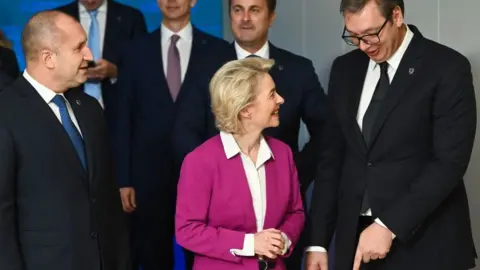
[228,0,277,14]
[340,0,404,18]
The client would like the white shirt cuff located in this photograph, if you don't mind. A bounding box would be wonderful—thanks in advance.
[374,218,396,239]
[280,232,291,255]
[305,246,327,252]
[230,233,255,256]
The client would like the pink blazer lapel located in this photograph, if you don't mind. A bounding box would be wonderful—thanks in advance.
[228,154,257,230]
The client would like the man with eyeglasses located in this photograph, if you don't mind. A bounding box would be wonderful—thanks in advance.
[306,0,477,270]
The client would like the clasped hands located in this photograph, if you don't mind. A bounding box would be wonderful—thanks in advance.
[254,228,287,260]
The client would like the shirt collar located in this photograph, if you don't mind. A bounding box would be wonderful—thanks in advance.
[369,24,414,72]
[219,131,274,165]
[79,0,107,14]
[234,41,269,59]
[161,22,193,43]
[23,71,66,104]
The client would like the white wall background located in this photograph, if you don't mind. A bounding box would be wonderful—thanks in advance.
[223,0,479,268]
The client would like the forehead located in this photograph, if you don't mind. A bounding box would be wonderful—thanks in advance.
[344,3,385,34]
[256,72,274,91]
[57,17,86,43]
[231,0,267,8]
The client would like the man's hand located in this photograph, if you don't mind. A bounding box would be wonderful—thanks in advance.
[305,251,328,270]
[353,222,393,270]
[119,187,136,213]
[254,228,285,259]
[86,59,117,80]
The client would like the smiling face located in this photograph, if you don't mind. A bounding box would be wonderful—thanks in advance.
[344,0,404,62]
[230,0,275,49]
[51,15,93,89]
[241,72,284,130]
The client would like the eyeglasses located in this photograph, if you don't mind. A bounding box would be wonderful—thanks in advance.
[341,17,389,46]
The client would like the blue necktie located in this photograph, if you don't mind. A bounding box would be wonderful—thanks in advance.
[51,95,87,170]
[84,10,102,100]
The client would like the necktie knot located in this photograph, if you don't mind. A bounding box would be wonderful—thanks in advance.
[171,35,180,45]
[88,10,98,18]
[379,61,389,74]
[51,95,67,109]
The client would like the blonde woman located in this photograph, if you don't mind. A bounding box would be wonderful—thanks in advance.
[175,58,305,270]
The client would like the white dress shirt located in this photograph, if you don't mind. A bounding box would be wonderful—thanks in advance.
[235,41,269,59]
[219,132,290,256]
[161,22,193,82]
[307,25,414,253]
[23,71,83,137]
[79,0,108,108]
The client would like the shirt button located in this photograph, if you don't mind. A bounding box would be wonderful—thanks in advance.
[90,231,98,239]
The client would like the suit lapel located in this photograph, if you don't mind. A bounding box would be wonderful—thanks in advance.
[146,29,172,104]
[103,1,120,59]
[369,29,425,147]
[263,158,276,229]
[65,92,95,188]
[229,155,257,228]
[345,54,369,155]
[19,79,89,192]
[175,27,204,103]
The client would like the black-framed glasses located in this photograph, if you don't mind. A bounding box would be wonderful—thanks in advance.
[341,17,389,46]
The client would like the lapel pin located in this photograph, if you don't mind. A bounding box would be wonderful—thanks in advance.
[409,68,415,75]
[76,100,81,105]
[278,65,284,71]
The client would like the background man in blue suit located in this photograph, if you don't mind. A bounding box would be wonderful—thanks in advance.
[110,0,229,269]
[218,1,329,268]
[57,0,147,121]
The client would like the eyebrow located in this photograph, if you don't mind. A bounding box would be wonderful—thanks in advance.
[232,4,261,10]
[346,26,380,36]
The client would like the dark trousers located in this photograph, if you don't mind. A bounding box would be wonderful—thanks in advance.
[130,194,176,270]
[183,248,194,270]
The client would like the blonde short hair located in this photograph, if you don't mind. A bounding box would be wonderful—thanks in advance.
[210,57,275,133]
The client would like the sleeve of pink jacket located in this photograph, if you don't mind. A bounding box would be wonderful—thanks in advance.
[175,150,246,264]
[278,146,306,257]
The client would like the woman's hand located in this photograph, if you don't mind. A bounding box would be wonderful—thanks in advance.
[254,228,285,259]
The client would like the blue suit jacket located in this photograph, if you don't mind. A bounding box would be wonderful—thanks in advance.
[110,27,229,205]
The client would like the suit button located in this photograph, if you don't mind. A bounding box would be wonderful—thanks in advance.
[90,231,98,239]
[367,162,373,167]
[91,198,96,204]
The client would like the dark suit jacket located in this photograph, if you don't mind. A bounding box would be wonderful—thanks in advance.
[308,25,477,270]
[214,43,328,190]
[110,27,229,213]
[0,77,130,270]
[57,0,147,116]
[0,70,13,91]
[0,46,19,79]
